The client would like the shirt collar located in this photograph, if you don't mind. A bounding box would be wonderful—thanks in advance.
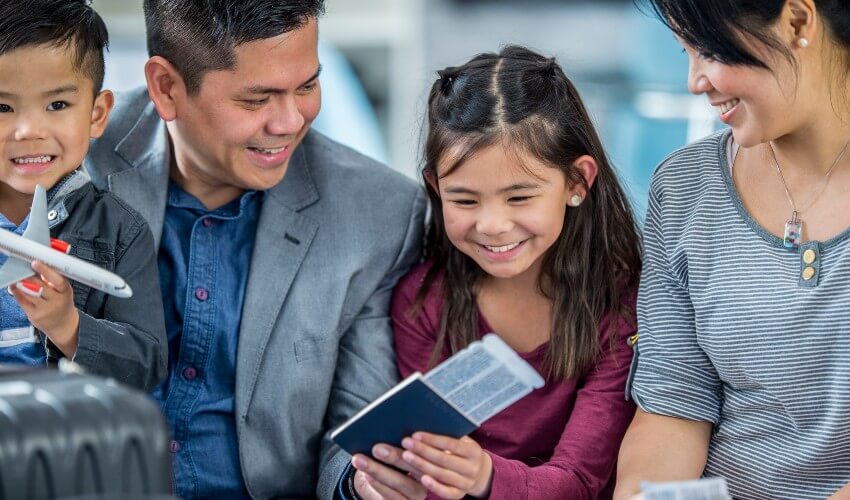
[167,181,263,219]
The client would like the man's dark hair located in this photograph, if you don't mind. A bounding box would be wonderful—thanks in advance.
[144,0,325,95]
[0,0,109,94]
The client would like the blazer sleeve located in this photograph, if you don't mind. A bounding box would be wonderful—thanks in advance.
[317,189,427,500]
[49,219,168,392]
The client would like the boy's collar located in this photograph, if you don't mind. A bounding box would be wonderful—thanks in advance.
[46,168,90,206]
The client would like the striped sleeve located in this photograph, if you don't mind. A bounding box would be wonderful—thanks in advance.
[628,155,722,424]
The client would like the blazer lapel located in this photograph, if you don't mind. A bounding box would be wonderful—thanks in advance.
[235,145,319,419]
[109,109,170,247]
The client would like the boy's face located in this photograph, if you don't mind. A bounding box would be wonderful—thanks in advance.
[0,43,112,196]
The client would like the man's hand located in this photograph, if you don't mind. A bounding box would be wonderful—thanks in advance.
[13,260,80,357]
[352,443,427,500]
[399,433,493,499]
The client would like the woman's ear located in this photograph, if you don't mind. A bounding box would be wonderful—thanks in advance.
[782,0,817,46]
[144,56,186,122]
[567,155,598,206]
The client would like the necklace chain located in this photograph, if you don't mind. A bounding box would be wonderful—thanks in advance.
[767,139,850,217]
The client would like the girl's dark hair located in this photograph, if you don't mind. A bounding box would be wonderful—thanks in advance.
[418,45,642,381]
[638,1,850,69]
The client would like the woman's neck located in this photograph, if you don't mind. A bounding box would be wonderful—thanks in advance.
[769,110,850,177]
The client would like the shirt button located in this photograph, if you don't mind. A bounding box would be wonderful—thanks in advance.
[202,218,213,228]
[169,440,180,453]
[47,210,58,221]
[182,366,198,380]
[194,287,209,301]
[802,266,816,281]
[802,249,817,265]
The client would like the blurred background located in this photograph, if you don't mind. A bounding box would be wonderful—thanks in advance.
[91,0,722,217]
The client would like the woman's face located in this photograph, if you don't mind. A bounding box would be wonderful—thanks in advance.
[682,38,810,148]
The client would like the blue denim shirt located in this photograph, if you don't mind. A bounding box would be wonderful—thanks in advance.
[0,212,41,365]
[152,181,263,499]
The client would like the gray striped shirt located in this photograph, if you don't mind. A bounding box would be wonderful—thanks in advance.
[629,129,850,499]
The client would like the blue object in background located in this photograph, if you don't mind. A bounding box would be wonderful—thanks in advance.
[604,9,719,218]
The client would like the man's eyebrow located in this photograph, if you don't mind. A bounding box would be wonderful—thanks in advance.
[443,182,541,195]
[241,65,323,95]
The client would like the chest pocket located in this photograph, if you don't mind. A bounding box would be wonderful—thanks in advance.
[63,237,116,313]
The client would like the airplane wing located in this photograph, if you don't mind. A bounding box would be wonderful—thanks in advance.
[0,256,35,288]
[21,184,51,246]
[0,184,49,288]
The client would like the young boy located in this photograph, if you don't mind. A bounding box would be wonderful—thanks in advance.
[0,0,166,390]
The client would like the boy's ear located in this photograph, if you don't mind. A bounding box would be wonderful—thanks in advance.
[144,56,186,122]
[89,89,114,139]
[568,155,599,202]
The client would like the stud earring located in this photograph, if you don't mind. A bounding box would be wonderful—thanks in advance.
[569,194,583,207]
[797,37,809,48]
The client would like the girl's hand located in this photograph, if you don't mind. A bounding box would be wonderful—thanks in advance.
[352,444,427,500]
[400,433,493,499]
[13,260,80,358]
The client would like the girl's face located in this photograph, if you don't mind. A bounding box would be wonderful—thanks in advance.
[437,143,572,281]
[683,40,805,148]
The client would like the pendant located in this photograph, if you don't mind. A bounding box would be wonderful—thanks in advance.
[783,212,802,249]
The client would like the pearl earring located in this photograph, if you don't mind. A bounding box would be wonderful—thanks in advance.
[569,194,583,207]
[797,37,809,48]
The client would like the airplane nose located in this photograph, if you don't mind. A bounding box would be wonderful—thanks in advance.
[114,282,133,299]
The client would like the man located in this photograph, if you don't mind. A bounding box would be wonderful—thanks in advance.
[84,1,425,498]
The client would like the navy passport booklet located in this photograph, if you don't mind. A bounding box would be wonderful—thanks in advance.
[331,334,545,456]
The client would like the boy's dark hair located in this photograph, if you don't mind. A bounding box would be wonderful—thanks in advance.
[144,0,325,95]
[0,0,108,94]
[418,46,642,382]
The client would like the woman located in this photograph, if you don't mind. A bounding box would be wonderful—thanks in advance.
[615,1,850,499]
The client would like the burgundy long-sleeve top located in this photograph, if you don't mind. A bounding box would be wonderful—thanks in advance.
[391,262,637,500]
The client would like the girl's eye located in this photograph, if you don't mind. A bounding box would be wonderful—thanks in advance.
[48,101,68,111]
[0,104,13,113]
[509,196,531,203]
[450,199,476,206]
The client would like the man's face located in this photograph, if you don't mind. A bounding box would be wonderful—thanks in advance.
[166,17,321,206]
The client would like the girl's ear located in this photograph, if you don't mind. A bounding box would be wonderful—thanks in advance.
[568,155,598,203]
[424,170,440,195]
[782,0,816,46]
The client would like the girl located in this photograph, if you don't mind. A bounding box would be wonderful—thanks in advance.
[615,1,850,499]
[350,46,642,499]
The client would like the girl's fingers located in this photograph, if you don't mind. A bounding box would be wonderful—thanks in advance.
[402,436,477,476]
[401,448,473,491]
[351,454,426,499]
[420,474,466,499]
[412,432,476,458]
[353,471,385,500]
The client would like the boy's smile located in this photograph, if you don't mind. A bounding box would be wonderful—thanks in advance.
[0,42,112,209]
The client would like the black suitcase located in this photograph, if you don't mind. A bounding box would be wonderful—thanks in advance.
[0,366,173,499]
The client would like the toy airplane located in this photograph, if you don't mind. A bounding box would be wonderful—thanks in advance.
[0,185,133,298]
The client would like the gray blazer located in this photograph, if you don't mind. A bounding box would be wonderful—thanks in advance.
[84,88,426,499]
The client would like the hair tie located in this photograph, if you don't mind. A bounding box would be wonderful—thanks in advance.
[437,69,456,95]
[541,57,557,77]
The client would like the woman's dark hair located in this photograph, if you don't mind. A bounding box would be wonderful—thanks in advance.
[637,1,850,69]
[143,0,324,95]
[0,0,108,94]
[417,45,642,381]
